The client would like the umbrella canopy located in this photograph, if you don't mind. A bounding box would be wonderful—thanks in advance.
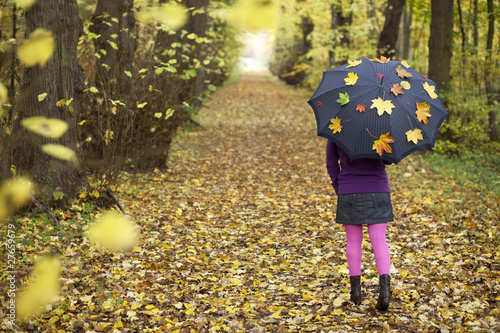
[308,57,448,164]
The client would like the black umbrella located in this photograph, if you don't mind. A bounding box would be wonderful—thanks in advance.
[308,57,448,164]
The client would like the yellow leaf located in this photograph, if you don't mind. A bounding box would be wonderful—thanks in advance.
[372,132,395,156]
[16,257,60,321]
[176,208,182,216]
[0,177,33,219]
[405,128,423,144]
[136,3,188,30]
[346,59,362,68]
[137,102,148,109]
[18,28,54,67]
[21,116,68,138]
[332,297,343,307]
[370,97,395,116]
[0,82,8,104]
[107,40,118,50]
[229,278,242,285]
[344,72,358,85]
[86,211,138,251]
[415,102,431,124]
[304,313,313,322]
[422,82,438,99]
[328,117,342,134]
[372,56,390,63]
[401,60,411,68]
[400,81,411,90]
[41,144,78,166]
[38,93,48,101]
[227,0,277,31]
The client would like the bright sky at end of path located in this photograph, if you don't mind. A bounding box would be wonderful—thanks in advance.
[239,30,273,72]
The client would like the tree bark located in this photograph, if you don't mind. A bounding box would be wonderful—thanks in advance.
[396,5,412,60]
[329,1,353,67]
[10,0,86,201]
[428,0,454,92]
[485,0,497,141]
[91,0,136,97]
[377,0,406,59]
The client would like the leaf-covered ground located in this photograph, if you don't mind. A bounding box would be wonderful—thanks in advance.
[2,73,500,332]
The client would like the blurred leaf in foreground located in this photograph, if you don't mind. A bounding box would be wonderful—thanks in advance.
[41,144,79,167]
[17,28,54,67]
[17,256,60,321]
[0,177,33,221]
[86,211,138,251]
[136,3,188,30]
[227,0,277,31]
[21,116,68,139]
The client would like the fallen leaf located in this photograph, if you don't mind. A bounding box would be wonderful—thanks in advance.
[372,132,395,156]
[370,97,395,116]
[415,102,431,124]
[329,117,342,134]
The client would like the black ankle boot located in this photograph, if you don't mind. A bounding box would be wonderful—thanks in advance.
[349,275,361,305]
[376,274,391,310]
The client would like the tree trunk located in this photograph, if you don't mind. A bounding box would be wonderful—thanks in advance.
[329,2,353,67]
[428,0,453,92]
[377,0,406,59]
[485,0,497,141]
[90,0,136,97]
[396,5,412,60]
[11,0,86,201]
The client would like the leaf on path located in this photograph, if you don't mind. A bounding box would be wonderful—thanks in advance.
[86,211,138,251]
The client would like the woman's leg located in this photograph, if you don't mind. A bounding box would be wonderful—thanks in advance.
[367,223,391,275]
[344,224,363,276]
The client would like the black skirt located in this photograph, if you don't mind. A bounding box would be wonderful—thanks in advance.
[336,192,394,225]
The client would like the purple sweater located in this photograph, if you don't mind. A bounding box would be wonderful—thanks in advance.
[326,140,391,194]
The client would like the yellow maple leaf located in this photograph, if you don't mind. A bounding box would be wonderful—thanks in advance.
[17,28,54,67]
[346,59,362,68]
[372,56,390,63]
[329,117,342,134]
[372,132,395,156]
[401,60,411,68]
[370,97,395,116]
[422,82,438,99]
[406,128,423,144]
[344,72,359,85]
[415,102,431,124]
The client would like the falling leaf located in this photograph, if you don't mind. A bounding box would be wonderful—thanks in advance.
[346,59,362,68]
[21,116,68,138]
[154,112,163,118]
[356,104,366,112]
[400,81,411,90]
[0,177,33,220]
[165,108,175,120]
[406,128,423,144]
[336,92,349,106]
[372,56,390,63]
[396,65,413,79]
[15,0,37,9]
[372,132,395,156]
[136,3,188,30]
[401,60,411,68]
[226,0,277,31]
[344,72,358,85]
[38,93,48,102]
[104,130,114,145]
[16,256,60,321]
[329,117,342,134]
[415,102,431,124]
[391,84,404,96]
[422,82,438,99]
[86,211,138,251]
[370,97,395,116]
[137,102,148,109]
[17,28,54,67]
[41,144,78,167]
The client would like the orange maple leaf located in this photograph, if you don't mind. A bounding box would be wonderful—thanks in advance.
[396,65,413,79]
[372,132,395,156]
[391,84,404,96]
[356,104,366,112]
[415,102,431,124]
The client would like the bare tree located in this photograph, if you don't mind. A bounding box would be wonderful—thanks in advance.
[10,0,86,200]
[427,0,453,92]
[486,0,498,141]
[377,0,406,59]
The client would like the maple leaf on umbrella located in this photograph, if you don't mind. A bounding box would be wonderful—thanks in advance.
[370,97,395,115]
[422,82,438,99]
[372,56,390,63]
[401,60,411,68]
[346,59,362,68]
[406,128,423,144]
[391,84,404,96]
[356,104,366,112]
[344,72,359,85]
[316,100,323,108]
[376,73,384,79]
[415,101,431,124]
[329,117,342,134]
[336,92,349,106]
[372,132,395,156]
[396,65,413,79]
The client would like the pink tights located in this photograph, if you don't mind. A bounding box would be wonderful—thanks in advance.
[344,223,391,276]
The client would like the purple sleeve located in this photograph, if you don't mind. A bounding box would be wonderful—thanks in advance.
[326,140,340,194]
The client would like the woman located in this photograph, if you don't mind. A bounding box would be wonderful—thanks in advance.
[326,140,393,310]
